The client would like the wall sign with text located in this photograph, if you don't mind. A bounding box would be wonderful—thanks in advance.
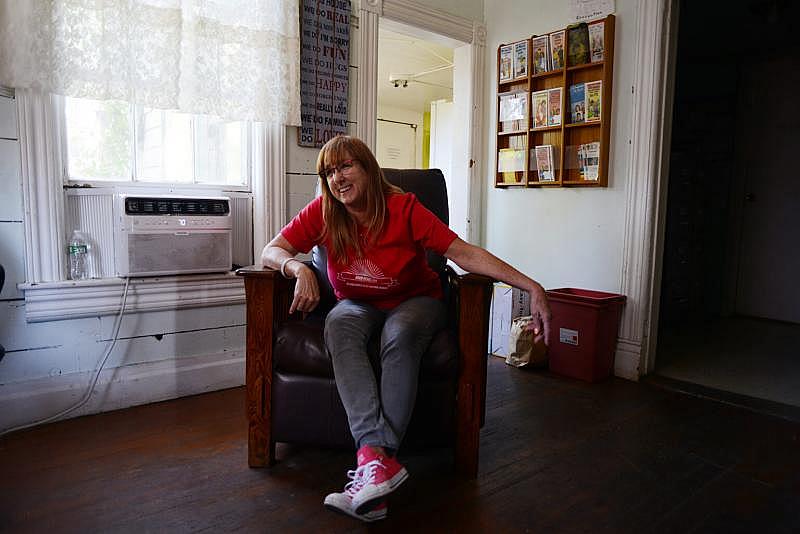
[299,0,350,147]
[568,0,615,22]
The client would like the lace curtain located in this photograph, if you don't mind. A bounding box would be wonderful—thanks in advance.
[0,0,301,124]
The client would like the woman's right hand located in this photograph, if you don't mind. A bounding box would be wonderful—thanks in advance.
[289,262,320,314]
[261,234,320,314]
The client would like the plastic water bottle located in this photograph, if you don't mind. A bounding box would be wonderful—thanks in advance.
[68,230,90,280]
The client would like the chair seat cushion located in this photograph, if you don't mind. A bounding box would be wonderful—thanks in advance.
[274,317,459,380]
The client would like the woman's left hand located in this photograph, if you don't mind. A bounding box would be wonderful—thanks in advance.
[526,283,552,345]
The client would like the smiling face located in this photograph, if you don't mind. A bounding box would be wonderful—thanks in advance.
[323,153,370,214]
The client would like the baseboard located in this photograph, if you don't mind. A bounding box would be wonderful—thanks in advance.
[0,351,245,433]
[614,338,641,381]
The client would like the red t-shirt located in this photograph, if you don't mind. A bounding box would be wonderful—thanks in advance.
[281,192,458,309]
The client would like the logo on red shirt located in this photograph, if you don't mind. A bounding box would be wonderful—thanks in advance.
[336,258,399,290]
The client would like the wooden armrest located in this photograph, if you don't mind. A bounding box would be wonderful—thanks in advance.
[236,265,296,322]
[444,266,493,478]
[236,265,296,467]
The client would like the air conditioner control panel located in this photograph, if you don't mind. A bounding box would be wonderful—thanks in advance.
[130,217,227,229]
[124,196,230,216]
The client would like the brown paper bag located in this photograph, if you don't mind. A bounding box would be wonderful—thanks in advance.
[505,315,548,368]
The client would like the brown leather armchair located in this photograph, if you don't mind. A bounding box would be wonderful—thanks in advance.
[237,168,492,478]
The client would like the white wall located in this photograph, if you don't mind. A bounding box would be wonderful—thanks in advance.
[482,1,637,294]
[376,104,423,168]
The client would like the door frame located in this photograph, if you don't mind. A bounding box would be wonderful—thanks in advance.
[640,0,680,375]
[614,0,679,378]
[356,0,486,244]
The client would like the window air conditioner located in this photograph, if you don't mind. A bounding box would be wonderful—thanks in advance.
[114,194,233,277]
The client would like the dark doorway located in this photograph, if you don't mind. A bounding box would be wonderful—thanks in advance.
[656,0,800,408]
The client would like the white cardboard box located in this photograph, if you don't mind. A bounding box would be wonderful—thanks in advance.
[488,283,531,357]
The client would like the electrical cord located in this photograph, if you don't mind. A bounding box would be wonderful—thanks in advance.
[0,276,132,438]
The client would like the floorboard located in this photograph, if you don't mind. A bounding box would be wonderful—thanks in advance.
[1,357,798,532]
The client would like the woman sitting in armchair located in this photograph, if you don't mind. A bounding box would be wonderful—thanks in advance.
[261,135,551,522]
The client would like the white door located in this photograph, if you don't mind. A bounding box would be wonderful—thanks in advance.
[735,55,800,323]
[429,100,467,239]
[451,43,478,244]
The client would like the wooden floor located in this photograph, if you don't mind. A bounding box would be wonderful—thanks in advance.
[2,358,799,533]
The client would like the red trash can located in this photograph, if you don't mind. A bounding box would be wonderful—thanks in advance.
[545,288,626,382]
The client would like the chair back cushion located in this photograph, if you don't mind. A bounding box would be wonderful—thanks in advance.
[311,168,451,309]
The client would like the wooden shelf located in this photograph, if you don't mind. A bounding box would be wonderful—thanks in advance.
[499,76,529,86]
[567,61,604,72]
[565,121,601,129]
[495,15,615,188]
[498,129,528,136]
[530,125,562,133]
[532,69,565,79]
[562,180,602,185]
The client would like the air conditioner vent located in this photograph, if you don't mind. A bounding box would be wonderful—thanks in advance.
[124,196,230,216]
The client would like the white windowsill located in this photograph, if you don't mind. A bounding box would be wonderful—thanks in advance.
[20,272,245,323]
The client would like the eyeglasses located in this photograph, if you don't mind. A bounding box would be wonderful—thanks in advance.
[320,159,358,179]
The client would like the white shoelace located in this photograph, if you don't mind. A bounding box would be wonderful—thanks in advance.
[343,459,384,497]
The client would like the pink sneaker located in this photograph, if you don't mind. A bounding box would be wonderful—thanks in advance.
[351,446,409,514]
[323,465,388,522]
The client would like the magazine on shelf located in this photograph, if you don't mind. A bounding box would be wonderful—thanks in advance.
[550,30,565,70]
[531,35,550,74]
[498,147,526,184]
[548,87,562,127]
[581,142,600,180]
[589,21,605,63]
[564,144,580,176]
[500,134,526,184]
[531,90,549,129]
[513,40,528,79]
[534,145,555,181]
[499,92,527,132]
[567,23,589,66]
[569,83,585,123]
[499,44,513,81]
[585,80,602,122]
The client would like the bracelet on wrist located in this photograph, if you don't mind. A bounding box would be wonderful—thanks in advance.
[281,258,300,278]
[280,257,298,278]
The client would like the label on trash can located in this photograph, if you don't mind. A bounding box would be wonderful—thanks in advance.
[559,328,579,346]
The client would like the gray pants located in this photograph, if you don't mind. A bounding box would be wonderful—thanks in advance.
[324,296,447,451]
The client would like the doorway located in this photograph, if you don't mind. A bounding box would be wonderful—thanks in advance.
[655,0,800,408]
[376,21,471,241]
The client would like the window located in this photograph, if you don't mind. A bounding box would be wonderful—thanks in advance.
[56,95,257,283]
[63,96,251,189]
